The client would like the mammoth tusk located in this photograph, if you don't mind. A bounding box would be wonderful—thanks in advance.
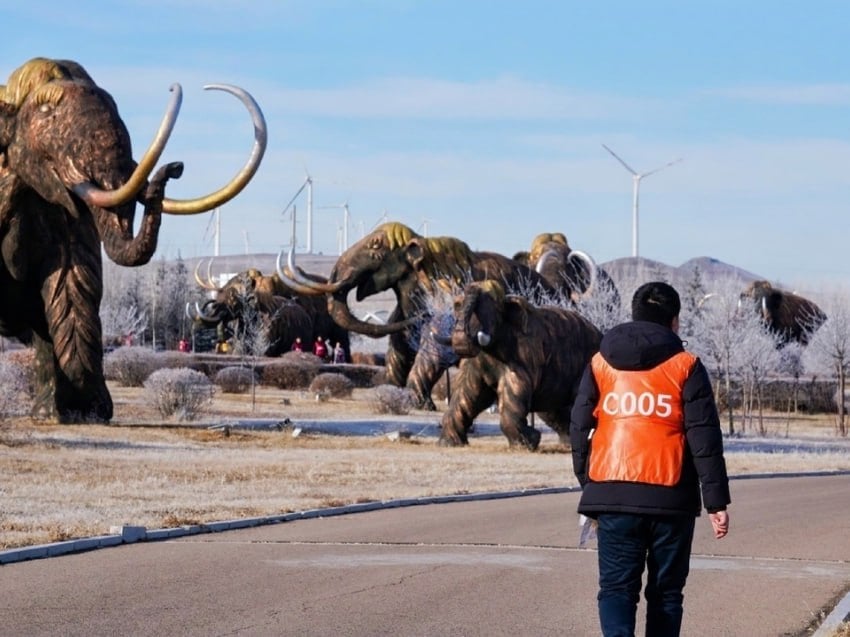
[698,293,716,308]
[184,302,194,321]
[193,259,219,291]
[72,83,182,208]
[161,84,268,214]
[567,249,597,298]
[476,331,491,347]
[194,301,219,322]
[275,250,324,295]
[275,248,342,294]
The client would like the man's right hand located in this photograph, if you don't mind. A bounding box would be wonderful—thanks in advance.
[709,510,729,539]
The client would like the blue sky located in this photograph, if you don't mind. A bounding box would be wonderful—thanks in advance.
[6,1,850,287]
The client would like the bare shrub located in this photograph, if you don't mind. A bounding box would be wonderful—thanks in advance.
[104,346,159,387]
[370,384,415,415]
[309,373,355,399]
[0,357,31,417]
[262,359,320,389]
[155,351,199,371]
[143,368,215,420]
[279,351,324,367]
[350,351,386,366]
[329,364,386,388]
[2,348,36,397]
[214,366,256,394]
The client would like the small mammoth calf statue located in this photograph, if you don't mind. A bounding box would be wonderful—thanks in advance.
[437,280,602,450]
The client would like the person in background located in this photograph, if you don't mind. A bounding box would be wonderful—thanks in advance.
[333,341,346,364]
[312,335,328,360]
[292,336,303,352]
[570,281,730,637]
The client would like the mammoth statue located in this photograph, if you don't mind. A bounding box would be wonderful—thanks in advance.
[436,280,602,450]
[0,58,266,422]
[278,222,561,409]
[740,280,826,346]
[192,265,350,358]
[193,269,313,357]
[514,232,621,312]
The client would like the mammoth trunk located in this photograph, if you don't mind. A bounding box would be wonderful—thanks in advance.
[327,295,409,337]
[97,202,162,267]
[95,162,183,267]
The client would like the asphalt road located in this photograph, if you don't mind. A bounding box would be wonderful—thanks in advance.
[2,474,850,636]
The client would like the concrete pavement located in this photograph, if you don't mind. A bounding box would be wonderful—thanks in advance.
[2,474,850,636]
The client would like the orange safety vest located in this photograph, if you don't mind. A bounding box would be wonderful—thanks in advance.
[588,351,697,487]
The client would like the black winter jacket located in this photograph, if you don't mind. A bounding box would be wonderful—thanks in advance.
[569,320,731,517]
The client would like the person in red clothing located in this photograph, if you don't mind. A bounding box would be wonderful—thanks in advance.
[570,281,730,637]
[291,337,303,352]
[312,336,328,360]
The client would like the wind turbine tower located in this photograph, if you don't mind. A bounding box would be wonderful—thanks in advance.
[602,144,682,258]
[281,174,314,253]
[319,201,351,254]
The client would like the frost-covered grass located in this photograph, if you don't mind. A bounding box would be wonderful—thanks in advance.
[1,383,847,551]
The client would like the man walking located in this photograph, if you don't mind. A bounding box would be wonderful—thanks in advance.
[570,281,730,637]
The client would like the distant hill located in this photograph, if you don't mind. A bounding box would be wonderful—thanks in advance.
[601,255,763,291]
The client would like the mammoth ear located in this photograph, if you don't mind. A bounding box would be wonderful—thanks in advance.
[405,237,426,270]
[504,297,529,333]
[0,101,15,148]
[512,250,530,266]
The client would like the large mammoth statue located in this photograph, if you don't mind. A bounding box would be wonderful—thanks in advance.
[514,232,621,312]
[278,222,561,409]
[740,280,826,346]
[0,58,266,422]
[193,265,350,358]
[436,280,602,450]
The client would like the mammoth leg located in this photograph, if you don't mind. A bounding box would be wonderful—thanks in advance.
[498,371,541,450]
[439,361,496,447]
[40,244,112,423]
[385,327,416,388]
[407,321,459,410]
[30,333,58,420]
[538,409,572,446]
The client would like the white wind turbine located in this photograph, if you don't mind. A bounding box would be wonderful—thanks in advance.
[281,172,314,253]
[602,144,682,258]
[318,201,351,254]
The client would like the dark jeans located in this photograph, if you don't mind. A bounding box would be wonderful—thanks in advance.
[596,513,695,637]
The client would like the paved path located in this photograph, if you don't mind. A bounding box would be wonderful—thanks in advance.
[2,474,850,636]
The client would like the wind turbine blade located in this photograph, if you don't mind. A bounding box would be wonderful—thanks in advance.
[281,180,308,216]
[641,157,683,179]
[601,143,638,175]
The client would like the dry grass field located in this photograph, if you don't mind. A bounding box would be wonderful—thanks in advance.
[2,381,849,551]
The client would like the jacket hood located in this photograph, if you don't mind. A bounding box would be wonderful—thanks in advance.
[599,320,684,371]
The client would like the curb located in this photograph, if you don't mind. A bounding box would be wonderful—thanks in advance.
[0,485,578,566]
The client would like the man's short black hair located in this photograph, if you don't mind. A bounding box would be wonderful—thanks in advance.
[632,281,681,327]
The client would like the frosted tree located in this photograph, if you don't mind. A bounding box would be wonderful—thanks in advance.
[686,277,755,435]
[102,260,150,346]
[99,303,149,348]
[734,322,781,435]
[802,287,850,437]
[149,256,192,350]
[228,276,274,410]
